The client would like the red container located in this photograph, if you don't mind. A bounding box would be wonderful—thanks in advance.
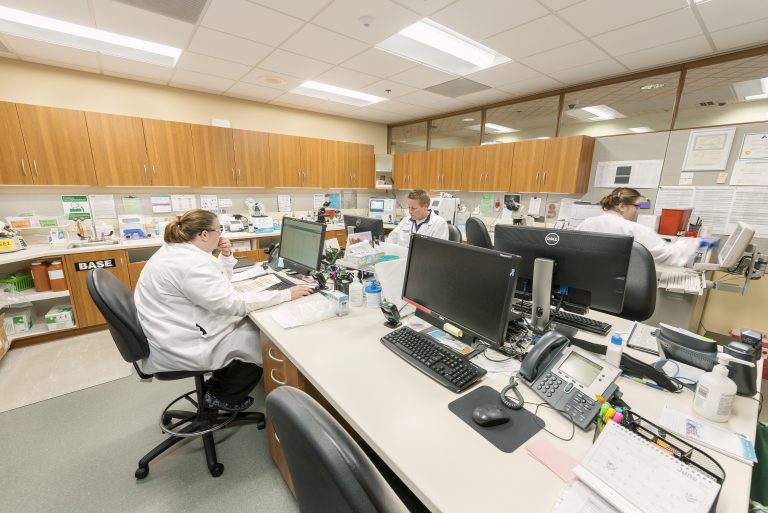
[658,208,692,236]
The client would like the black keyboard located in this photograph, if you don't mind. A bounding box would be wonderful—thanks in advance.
[381,326,486,393]
[518,301,611,336]
[267,274,299,291]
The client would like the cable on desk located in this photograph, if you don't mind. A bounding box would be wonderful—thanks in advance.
[531,402,576,442]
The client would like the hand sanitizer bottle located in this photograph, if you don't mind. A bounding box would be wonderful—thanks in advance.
[693,353,754,422]
[605,333,623,367]
[349,272,364,307]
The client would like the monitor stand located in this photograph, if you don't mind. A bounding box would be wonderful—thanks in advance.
[530,257,578,339]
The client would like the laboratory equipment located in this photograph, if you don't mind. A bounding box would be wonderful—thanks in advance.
[368,198,395,224]
[429,197,459,224]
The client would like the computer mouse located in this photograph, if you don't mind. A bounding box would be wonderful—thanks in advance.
[471,404,510,427]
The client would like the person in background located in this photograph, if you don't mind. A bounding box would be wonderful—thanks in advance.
[576,187,698,267]
[135,209,312,412]
[386,189,449,247]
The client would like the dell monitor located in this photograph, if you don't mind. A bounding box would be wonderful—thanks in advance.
[493,226,633,333]
[279,217,326,275]
[344,214,385,242]
[402,234,521,350]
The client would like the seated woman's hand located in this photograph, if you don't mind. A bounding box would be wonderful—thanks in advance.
[217,236,232,256]
[289,285,313,300]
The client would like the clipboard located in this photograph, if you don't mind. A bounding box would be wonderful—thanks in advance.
[626,321,660,355]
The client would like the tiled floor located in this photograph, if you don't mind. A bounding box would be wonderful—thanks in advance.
[0,330,131,412]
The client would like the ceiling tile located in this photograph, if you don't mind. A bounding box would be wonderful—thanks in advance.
[346,108,402,123]
[710,17,768,52]
[280,24,369,64]
[367,100,438,117]
[4,35,100,71]
[309,100,362,114]
[388,65,457,89]
[170,69,235,93]
[696,0,768,33]
[559,0,688,37]
[456,87,515,106]
[100,54,174,82]
[201,0,304,46]
[341,48,418,78]
[615,35,711,70]
[0,0,93,25]
[91,0,194,48]
[259,49,333,79]
[101,69,169,85]
[538,0,585,10]
[187,27,273,67]
[358,79,418,99]
[520,40,610,74]
[496,75,563,96]
[397,89,458,106]
[247,0,332,21]
[225,81,284,101]
[484,15,583,59]
[270,92,326,108]
[178,52,251,80]
[22,56,100,74]
[314,67,380,90]
[241,67,304,89]
[593,8,703,56]
[547,58,627,84]
[432,0,548,41]
[312,0,420,45]
[465,61,541,87]
[391,0,459,15]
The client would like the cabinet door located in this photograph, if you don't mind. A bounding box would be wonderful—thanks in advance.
[407,151,430,190]
[485,143,514,191]
[85,112,151,186]
[355,144,375,189]
[424,150,443,189]
[393,152,410,189]
[142,119,195,186]
[268,134,303,187]
[63,250,130,328]
[191,124,236,186]
[15,104,97,185]
[542,135,594,193]
[440,147,465,191]
[0,101,32,185]
[325,140,350,188]
[301,137,325,188]
[233,129,269,187]
[510,139,546,192]
[462,146,487,190]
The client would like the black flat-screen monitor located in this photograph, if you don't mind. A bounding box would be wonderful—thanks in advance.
[402,234,521,349]
[279,217,326,275]
[493,226,633,314]
[344,214,385,241]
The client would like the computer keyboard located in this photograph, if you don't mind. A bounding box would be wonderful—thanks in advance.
[658,271,704,295]
[518,301,612,336]
[266,273,302,291]
[381,326,486,393]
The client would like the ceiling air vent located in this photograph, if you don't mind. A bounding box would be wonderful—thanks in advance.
[115,0,208,24]
[425,78,490,98]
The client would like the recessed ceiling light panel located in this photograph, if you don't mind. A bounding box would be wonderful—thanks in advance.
[640,83,665,90]
[290,81,386,107]
[629,127,653,133]
[564,104,626,121]
[466,122,518,134]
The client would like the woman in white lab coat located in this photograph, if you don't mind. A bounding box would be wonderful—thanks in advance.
[576,187,698,267]
[135,209,311,411]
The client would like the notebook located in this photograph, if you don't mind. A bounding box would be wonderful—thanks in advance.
[573,421,720,513]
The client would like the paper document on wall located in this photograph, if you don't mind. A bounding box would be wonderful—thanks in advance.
[594,160,663,189]
[691,187,734,235]
[150,195,172,213]
[730,160,768,186]
[727,187,768,237]
[278,195,292,212]
[654,187,694,215]
[528,197,542,216]
[88,195,117,219]
[558,198,575,220]
[171,195,196,212]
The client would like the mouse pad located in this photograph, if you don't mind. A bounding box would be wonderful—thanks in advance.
[448,386,543,453]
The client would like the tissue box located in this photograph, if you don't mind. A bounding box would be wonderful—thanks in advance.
[2,304,33,334]
[325,290,349,317]
[45,304,76,331]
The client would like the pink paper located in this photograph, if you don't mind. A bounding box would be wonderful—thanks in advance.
[525,438,578,482]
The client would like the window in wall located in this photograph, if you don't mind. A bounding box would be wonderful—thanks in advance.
[428,111,482,149]
[559,72,681,137]
[390,122,427,153]
[675,53,768,129]
[482,96,559,144]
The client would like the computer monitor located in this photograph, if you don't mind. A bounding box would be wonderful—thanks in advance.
[279,217,326,275]
[493,226,633,332]
[402,234,521,349]
[369,199,385,213]
[344,214,385,242]
[719,221,755,268]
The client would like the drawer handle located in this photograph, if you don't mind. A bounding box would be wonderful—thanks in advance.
[270,369,286,385]
[267,347,284,362]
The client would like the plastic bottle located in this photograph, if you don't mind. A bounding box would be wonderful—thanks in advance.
[605,333,623,367]
[364,279,382,308]
[693,353,754,422]
[349,272,363,307]
[47,260,67,292]
[31,261,51,292]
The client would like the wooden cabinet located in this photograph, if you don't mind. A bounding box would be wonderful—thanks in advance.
[356,143,375,189]
[510,135,594,193]
[15,104,97,185]
[393,152,428,190]
[191,124,237,187]
[142,119,195,187]
[86,112,152,186]
[0,101,32,185]
[462,143,514,191]
[63,250,131,328]
[509,139,546,192]
[232,129,269,187]
[268,134,304,187]
[424,147,465,190]
[326,141,375,189]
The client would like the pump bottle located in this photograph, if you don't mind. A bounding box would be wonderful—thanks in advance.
[605,333,623,367]
[693,353,754,422]
[349,271,364,307]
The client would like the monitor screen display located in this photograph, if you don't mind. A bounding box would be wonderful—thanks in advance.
[344,215,384,241]
[279,217,326,275]
[557,351,601,387]
[402,235,520,348]
[369,199,385,211]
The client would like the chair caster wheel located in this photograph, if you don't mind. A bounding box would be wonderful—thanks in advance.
[135,466,149,479]
[209,463,224,477]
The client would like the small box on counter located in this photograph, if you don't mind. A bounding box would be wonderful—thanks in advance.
[325,290,349,317]
[45,304,76,331]
[2,303,33,334]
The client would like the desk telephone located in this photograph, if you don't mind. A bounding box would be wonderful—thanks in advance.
[519,332,621,430]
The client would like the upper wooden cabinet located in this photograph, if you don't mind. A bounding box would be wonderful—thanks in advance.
[509,139,546,192]
[327,141,375,188]
[510,135,594,193]
[268,134,344,188]
[86,112,151,186]
[462,143,514,191]
[232,129,269,187]
[0,101,33,185]
[15,104,97,185]
[142,119,195,187]
[423,148,465,190]
[268,134,304,187]
[301,137,325,188]
[191,124,237,187]
[393,152,429,190]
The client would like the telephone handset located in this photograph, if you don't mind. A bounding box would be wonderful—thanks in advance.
[519,331,621,430]
[265,242,280,269]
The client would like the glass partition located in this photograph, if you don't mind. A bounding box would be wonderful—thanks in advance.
[482,96,559,143]
[429,111,482,149]
[390,122,427,153]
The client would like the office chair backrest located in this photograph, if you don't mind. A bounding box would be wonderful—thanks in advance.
[86,268,150,364]
[267,387,409,513]
[615,241,657,322]
[446,223,462,243]
[465,217,492,249]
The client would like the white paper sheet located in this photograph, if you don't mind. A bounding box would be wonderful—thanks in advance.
[727,187,768,237]
[678,172,693,185]
[558,198,575,220]
[171,194,196,212]
[230,266,267,282]
[594,160,663,188]
[200,195,219,213]
[88,194,117,219]
[528,197,542,216]
[313,194,325,209]
[654,187,695,215]
[691,187,735,235]
[150,195,172,213]
[729,160,768,186]
[278,194,292,213]
[234,274,281,293]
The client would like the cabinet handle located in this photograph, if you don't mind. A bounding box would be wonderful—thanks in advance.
[535,172,540,184]
[152,165,157,177]
[543,172,547,184]
[20,159,26,176]
[267,346,285,363]
[143,164,148,179]
[237,168,241,180]
[231,168,235,181]
[33,159,39,176]
[270,369,287,385]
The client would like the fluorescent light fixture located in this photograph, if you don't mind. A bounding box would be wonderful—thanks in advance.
[537,136,551,139]
[733,77,768,101]
[582,105,626,120]
[377,18,510,76]
[290,81,386,107]
[640,83,666,90]
[466,123,518,134]
[462,118,475,122]
[0,5,181,67]
[629,127,653,133]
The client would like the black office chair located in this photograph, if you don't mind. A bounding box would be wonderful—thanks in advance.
[86,268,265,480]
[446,223,462,243]
[595,241,657,322]
[267,387,410,513]
[465,217,492,249]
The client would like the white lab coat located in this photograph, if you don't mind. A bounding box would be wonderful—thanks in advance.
[576,211,699,267]
[386,210,450,247]
[135,243,290,374]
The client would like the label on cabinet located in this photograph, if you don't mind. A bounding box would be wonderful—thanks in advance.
[74,259,116,271]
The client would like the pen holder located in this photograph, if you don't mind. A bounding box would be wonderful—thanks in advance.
[333,275,353,295]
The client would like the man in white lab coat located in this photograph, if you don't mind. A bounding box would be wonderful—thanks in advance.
[386,189,449,247]
[135,209,311,412]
